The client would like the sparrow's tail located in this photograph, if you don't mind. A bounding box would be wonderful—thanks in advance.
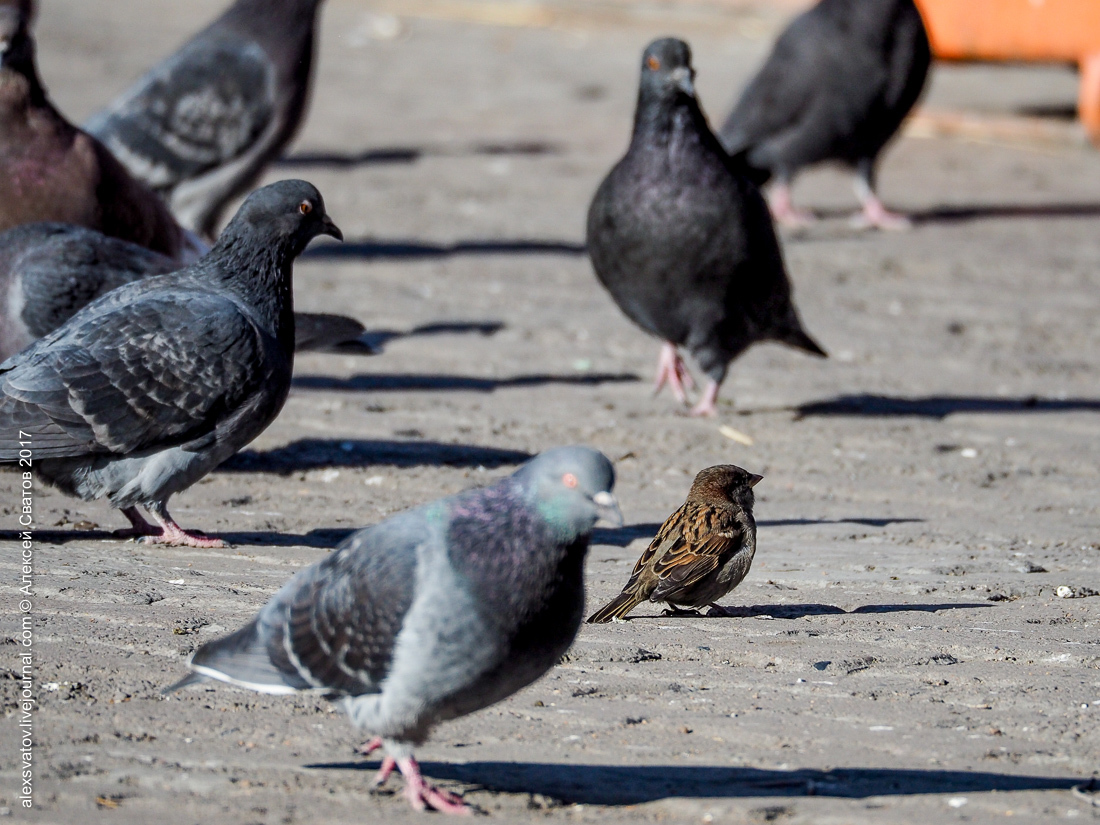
[587,589,646,624]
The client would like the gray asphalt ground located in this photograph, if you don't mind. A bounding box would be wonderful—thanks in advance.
[2,1,1098,823]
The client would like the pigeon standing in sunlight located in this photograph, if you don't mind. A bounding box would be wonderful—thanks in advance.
[0,0,192,259]
[166,446,621,814]
[0,180,341,546]
[587,38,825,417]
[588,465,760,622]
[718,0,931,229]
[86,0,327,239]
[0,222,372,361]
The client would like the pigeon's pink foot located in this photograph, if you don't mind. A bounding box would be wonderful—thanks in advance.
[688,379,721,417]
[139,502,226,548]
[358,736,383,756]
[851,195,910,231]
[654,343,694,404]
[396,756,470,815]
[112,507,162,539]
[357,738,398,790]
[768,183,816,228]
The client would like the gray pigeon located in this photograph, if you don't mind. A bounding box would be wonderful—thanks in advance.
[0,180,341,547]
[0,0,193,259]
[166,446,621,813]
[587,38,825,417]
[86,0,327,239]
[718,0,931,229]
[0,222,373,361]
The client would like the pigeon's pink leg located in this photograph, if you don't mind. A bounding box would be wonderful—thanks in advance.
[653,343,693,404]
[357,737,398,788]
[112,507,161,539]
[396,756,470,815]
[850,163,910,230]
[768,182,816,227]
[688,379,721,418]
[140,501,226,548]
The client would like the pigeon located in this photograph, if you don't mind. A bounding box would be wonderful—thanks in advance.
[0,0,192,259]
[587,38,826,417]
[588,464,760,622]
[0,222,373,361]
[166,446,621,814]
[718,0,931,229]
[0,180,341,547]
[86,0,327,239]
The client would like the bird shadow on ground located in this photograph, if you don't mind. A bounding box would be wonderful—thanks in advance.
[794,394,1100,419]
[910,202,1100,225]
[275,140,562,169]
[705,602,992,619]
[592,517,923,547]
[310,760,1081,805]
[357,321,504,352]
[292,372,639,393]
[0,526,358,549]
[303,237,586,261]
[218,439,533,475]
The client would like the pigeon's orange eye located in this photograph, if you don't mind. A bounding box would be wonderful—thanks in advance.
[647,56,660,71]
[562,473,578,489]
[299,200,313,215]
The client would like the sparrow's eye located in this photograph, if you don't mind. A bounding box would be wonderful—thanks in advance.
[562,473,578,489]
[646,56,660,71]
[299,200,313,215]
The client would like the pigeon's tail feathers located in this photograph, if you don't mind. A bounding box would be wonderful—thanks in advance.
[776,324,827,358]
[587,588,646,624]
[182,619,306,696]
[726,146,772,189]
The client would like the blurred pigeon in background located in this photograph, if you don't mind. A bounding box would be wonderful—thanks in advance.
[166,446,621,813]
[587,38,825,417]
[588,464,760,622]
[0,180,341,547]
[0,0,192,259]
[0,222,372,360]
[719,0,931,229]
[86,0,327,239]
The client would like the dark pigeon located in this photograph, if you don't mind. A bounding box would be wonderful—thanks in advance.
[718,0,931,229]
[0,0,193,259]
[0,222,373,361]
[86,0,327,239]
[587,38,825,417]
[166,446,621,814]
[0,180,341,547]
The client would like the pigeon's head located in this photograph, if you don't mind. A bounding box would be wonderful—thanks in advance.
[639,37,695,102]
[689,464,762,511]
[220,179,342,257]
[515,446,622,538]
[0,0,34,72]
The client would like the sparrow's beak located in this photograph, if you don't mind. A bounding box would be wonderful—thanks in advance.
[669,66,695,97]
[320,214,343,241]
[748,474,764,488]
[593,491,624,528]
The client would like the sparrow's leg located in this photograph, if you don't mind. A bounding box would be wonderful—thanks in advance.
[851,159,910,230]
[768,180,816,227]
[653,342,694,404]
[396,756,470,815]
[112,507,161,538]
[139,501,226,548]
[688,379,721,417]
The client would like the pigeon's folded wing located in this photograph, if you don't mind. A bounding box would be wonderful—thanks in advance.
[0,292,273,459]
[87,38,276,192]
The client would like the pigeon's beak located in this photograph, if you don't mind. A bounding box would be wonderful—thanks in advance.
[748,474,764,488]
[320,214,343,241]
[593,491,623,527]
[670,66,695,97]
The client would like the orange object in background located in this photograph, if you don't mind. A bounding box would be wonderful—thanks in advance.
[913,0,1100,145]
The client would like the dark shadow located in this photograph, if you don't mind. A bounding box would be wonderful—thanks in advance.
[360,321,504,352]
[276,140,561,169]
[797,394,1100,419]
[309,760,1082,805]
[292,372,639,393]
[0,526,357,549]
[218,439,532,475]
[713,602,991,620]
[303,237,586,261]
[1015,103,1078,120]
[910,202,1100,225]
[591,517,923,547]
[591,523,664,546]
